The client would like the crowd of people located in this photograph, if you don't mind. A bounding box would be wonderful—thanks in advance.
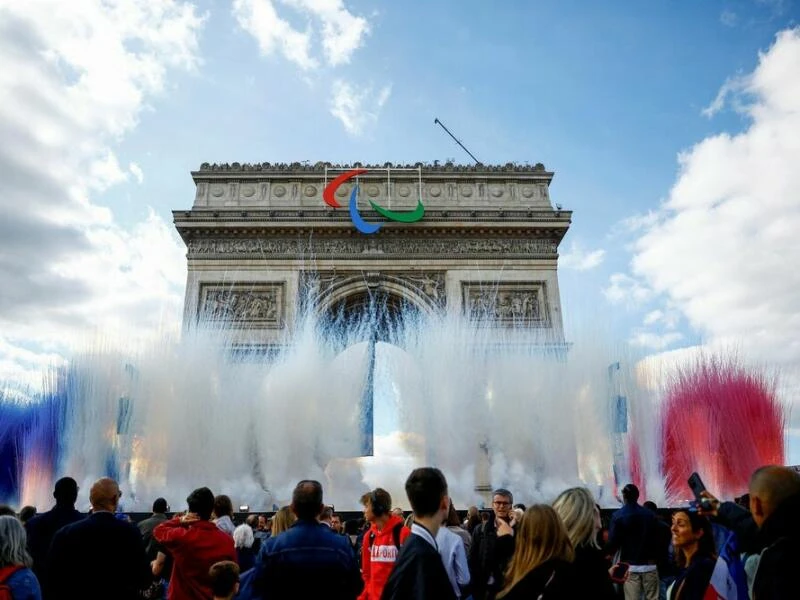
[0,464,798,599]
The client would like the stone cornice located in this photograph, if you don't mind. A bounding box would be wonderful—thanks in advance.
[193,161,553,180]
[173,208,572,223]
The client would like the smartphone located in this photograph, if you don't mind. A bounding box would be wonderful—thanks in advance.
[610,562,629,583]
[688,472,706,501]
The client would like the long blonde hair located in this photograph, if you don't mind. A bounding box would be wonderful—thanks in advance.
[271,506,295,536]
[552,487,600,549]
[497,505,574,598]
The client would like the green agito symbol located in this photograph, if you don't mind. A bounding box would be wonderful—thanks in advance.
[322,169,425,234]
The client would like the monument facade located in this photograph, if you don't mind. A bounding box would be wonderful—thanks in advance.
[173,162,571,348]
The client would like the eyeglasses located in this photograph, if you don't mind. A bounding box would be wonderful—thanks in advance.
[493,501,511,507]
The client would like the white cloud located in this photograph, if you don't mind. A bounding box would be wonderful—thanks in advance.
[720,10,738,27]
[0,1,203,383]
[627,28,800,367]
[603,273,653,306]
[232,0,317,70]
[630,331,684,350]
[559,242,606,271]
[232,0,369,70]
[329,79,392,135]
[129,162,144,184]
[701,75,747,118]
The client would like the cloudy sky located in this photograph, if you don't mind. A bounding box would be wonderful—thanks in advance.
[1,1,799,453]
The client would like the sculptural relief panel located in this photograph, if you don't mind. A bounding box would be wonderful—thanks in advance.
[461,281,550,327]
[187,237,558,258]
[198,283,285,328]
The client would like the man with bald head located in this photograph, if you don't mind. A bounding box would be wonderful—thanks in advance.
[253,480,362,599]
[703,465,800,599]
[47,477,150,600]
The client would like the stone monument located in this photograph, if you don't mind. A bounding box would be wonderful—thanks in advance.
[174,161,571,351]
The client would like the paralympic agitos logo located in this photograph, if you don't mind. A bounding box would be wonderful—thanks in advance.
[322,168,425,234]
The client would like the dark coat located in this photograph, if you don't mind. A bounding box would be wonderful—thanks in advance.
[573,544,615,600]
[716,501,760,555]
[605,502,661,565]
[667,555,715,600]
[752,492,800,600]
[380,532,456,600]
[468,518,515,598]
[24,504,84,595]
[47,512,150,600]
[496,559,577,600]
[253,519,362,600]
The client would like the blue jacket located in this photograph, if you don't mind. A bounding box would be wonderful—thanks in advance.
[253,519,362,600]
[606,502,661,565]
[3,567,42,600]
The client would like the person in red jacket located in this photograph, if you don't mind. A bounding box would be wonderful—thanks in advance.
[358,488,410,600]
[154,487,237,600]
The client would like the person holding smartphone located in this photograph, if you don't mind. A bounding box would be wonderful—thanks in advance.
[605,484,661,600]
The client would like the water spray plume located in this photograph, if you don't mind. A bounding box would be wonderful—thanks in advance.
[660,356,785,502]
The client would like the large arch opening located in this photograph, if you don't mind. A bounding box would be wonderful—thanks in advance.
[323,289,424,345]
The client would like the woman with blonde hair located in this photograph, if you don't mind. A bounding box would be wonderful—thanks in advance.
[270,506,295,537]
[553,487,616,600]
[496,505,577,599]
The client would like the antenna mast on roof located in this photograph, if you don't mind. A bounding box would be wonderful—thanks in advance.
[434,118,481,165]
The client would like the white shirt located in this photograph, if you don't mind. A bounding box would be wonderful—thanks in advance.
[436,526,470,598]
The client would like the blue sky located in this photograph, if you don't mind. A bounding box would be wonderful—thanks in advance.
[1,1,799,454]
[101,0,796,351]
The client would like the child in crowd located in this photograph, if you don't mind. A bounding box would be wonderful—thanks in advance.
[209,561,240,600]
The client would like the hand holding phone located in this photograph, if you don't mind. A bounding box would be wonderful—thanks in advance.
[688,472,707,500]
[610,562,629,583]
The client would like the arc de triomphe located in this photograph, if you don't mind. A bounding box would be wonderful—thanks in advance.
[173,162,571,348]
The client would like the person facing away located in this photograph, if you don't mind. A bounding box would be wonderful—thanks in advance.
[468,488,517,600]
[253,480,362,600]
[233,524,257,573]
[605,483,661,600]
[552,487,615,600]
[153,486,237,600]
[209,560,239,600]
[0,515,42,600]
[495,505,578,600]
[702,464,800,599]
[380,467,457,600]
[46,477,150,600]
[213,495,235,537]
[436,503,471,599]
[357,488,411,600]
[24,477,84,594]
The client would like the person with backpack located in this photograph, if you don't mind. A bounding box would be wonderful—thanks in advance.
[358,488,410,600]
[0,515,42,600]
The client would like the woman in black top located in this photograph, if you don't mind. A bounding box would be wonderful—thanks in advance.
[553,487,616,600]
[667,510,716,600]
[496,505,577,599]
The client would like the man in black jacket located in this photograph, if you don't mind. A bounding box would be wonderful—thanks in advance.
[47,477,150,600]
[381,467,456,600]
[468,488,516,600]
[703,465,800,599]
[25,476,85,596]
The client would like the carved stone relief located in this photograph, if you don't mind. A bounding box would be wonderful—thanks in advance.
[198,283,285,328]
[461,282,550,327]
[187,237,558,258]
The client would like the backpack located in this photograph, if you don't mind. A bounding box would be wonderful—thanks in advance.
[0,565,24,600]
[368,522,403,553]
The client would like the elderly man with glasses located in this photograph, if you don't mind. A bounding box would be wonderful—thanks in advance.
[468,488,517,600]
